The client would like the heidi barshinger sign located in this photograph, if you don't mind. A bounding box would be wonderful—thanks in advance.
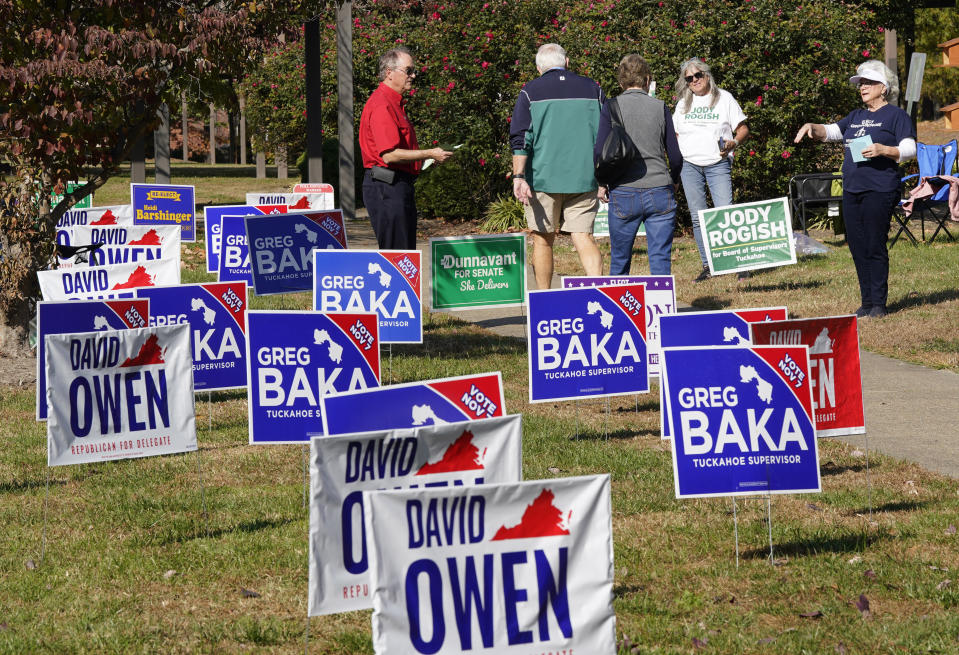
[657,307,788,439]
[38,257,181,301]
[203,203,286,273]
[430,234,526,311]
[528,285,648,403]
[136,282,248,392]
[246,210,347,295]
[36,299,150,421]
[701,198,796,275]
[246,311,380,444]
[661,345,820,498]
[750,315,864,437]
[563,275,674,376]
[322,372,505,436]
[313,249,422,344]
[45,323,197,466]
[218,216,253,285]
[365,474,616,655]
[308,414,523,616]
[131,183,196,241]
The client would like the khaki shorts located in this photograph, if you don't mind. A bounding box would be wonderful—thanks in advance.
[525,190,598,234]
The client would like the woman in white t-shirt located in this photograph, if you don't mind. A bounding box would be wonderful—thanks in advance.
[673,57,749,281]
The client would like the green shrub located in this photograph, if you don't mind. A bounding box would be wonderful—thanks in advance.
[480,194,526,233]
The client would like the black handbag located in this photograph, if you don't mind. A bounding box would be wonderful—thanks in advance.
[594,97,640,186]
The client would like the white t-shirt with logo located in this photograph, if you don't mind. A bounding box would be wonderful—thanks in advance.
[672,88,748,167]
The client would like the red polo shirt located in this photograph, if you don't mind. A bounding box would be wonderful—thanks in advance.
[359,82,421,175]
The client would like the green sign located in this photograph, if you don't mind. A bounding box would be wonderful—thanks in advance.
[50,181,92,209]
[430,234,526,310]
[593,201,644,239]
[701,197,796,275]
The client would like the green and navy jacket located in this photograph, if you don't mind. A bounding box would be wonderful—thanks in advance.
[509,67,605,194]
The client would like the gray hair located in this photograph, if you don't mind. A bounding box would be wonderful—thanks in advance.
[535,43,567,71]
[378,47,413,81]
[675,57,720,114]
[855,59,900,104]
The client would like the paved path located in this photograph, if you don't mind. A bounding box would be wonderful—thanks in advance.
[346,216,959,479]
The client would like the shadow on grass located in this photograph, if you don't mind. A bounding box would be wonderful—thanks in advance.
[0,477,67,494]
[820,461,870,476]
[401,332,528,359]
[569,428,657,441]
[615,398,660,413]
[845,499,930,515]
[164,516,298,544]
[888,288,959,312]
[740,279,827,293]
[741,530,888,559]
[688,296,732,310]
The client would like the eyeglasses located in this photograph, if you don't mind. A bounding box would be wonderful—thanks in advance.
[684,71,705,83]
[393,66,416,76]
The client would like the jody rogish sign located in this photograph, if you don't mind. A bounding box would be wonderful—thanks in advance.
[701,198,796,275]
[45,324,197,466]
[308,415,523,616]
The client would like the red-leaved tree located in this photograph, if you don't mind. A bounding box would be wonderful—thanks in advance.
[0,0,299,355]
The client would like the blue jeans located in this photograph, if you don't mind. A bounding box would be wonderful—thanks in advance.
[680,158,733,266]
[608,185,676,275]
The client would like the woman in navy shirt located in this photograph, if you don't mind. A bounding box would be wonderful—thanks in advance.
[794,60,916,318]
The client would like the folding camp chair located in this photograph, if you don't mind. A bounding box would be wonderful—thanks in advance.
[788,173,843,235]
[891,139,958,247]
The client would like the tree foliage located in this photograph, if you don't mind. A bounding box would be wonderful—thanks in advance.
[915,8,959,112]
[244,0,909,220]
[0,0,298,353]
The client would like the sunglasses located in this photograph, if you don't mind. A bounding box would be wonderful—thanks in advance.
[684,71,705,83]
[393,66,416,76]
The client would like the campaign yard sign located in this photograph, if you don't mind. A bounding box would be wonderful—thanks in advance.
[247,311,380,444]
[661,346,820,498]
[51,181,92,209]
[313,250,422,344]
[657,307,788,439]
[45,323,197,466]
[591,201,647,239]
[750,316,864,437]
[204,204,287,273]
[563,275,675,376]
[56,225,181,269]
[246,210,347,295]
[218,216,254,285]
[38,258,181,301]
[527,285,648,403]
[430,234,526,311]
[131,183,196,241]
[701,198,796,276]
[56,205,134,233]
[136,282,248,391]
[36,299,150,421]
[322,372,506,437]
[365,474,616,655]
[308,414,523,616]
[292,183,336,209]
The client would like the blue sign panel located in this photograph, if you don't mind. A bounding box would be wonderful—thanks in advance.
[136,282,248,391]
[35,299,149,420]
[131,183,196,241]
[246,311,380,444]
[313,249,422,343]
[246,211,347,295]
[527,285,648,403]
[218,216,254,285]
[661,345,820,498]
[203,204,287,273]
[322,372,506,436]
[658,307,788,439]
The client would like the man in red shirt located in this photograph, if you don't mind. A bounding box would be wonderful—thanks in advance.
[359,47,452,249]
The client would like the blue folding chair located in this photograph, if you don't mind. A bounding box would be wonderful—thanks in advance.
[891,140,958,247]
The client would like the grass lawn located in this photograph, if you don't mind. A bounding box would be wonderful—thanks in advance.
[3,169,958,653]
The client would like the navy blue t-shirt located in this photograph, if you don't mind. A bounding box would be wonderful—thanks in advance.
[836,104,915,193]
